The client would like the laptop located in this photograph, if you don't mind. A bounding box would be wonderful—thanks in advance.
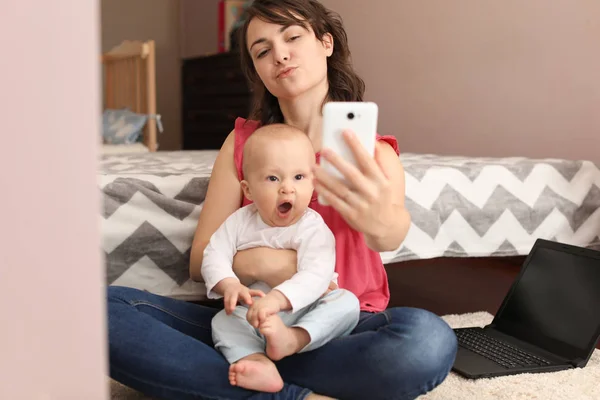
[452,238,600,379]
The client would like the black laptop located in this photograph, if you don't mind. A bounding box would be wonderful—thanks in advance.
[452,238,600,379]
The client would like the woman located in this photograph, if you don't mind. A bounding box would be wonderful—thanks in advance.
[107,1,457,399]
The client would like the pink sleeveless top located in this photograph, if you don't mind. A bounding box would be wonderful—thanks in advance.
[233,117,400,312]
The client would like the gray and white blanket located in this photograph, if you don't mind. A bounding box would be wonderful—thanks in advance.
[100,151,600,300]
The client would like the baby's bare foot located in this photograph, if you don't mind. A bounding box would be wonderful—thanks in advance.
[229,355,283,393]
[260,315,309,361]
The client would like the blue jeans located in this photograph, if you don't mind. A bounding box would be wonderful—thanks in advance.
[108,286,457,400]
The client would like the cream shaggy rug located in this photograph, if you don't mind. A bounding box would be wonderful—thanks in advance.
[110,311,600,400]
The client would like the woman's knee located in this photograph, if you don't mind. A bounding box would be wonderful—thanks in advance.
[386,307,457,377]
[359,307,457,399]
[107,285,140,302]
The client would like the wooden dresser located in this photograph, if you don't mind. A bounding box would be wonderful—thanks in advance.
[181,52,252,150]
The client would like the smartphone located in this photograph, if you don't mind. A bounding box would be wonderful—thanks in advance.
[319,101,379,206]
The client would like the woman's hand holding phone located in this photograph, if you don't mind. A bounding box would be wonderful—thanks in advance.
[314,102,399,241]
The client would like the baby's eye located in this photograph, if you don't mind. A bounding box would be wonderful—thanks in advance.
[289,35,301,42]
[295,174,304,180]
[267,176,278,182]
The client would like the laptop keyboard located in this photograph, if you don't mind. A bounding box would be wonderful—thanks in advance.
[456,328,553,369]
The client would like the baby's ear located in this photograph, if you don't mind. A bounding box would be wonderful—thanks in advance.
[240,180,252,201]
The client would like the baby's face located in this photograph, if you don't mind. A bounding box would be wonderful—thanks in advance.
[245,137,315,227]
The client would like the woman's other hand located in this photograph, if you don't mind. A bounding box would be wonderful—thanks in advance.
[233,248,298,287]
[313,130,411,252]
[326,281,338,294]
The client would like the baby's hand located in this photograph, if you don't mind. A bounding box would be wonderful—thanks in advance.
[246,291,287,328]
[219,278,265,314]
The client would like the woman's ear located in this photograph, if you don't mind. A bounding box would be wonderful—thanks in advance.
[241,180,253,201]
[322,33,334,57]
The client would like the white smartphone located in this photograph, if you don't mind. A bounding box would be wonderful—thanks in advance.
[319,101,379,206]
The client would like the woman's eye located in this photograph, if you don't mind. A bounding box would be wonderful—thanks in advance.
[267,176,278,182]
[257,49,269,58]
[289,35,300,42]
[295,174,304,180]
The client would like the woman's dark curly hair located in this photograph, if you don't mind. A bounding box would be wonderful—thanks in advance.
[238,0,365,125]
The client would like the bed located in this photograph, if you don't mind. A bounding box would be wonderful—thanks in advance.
[100,150,600,302]
[101,40,159,153]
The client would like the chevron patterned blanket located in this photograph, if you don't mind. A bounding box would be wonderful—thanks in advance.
[100,151,600,300]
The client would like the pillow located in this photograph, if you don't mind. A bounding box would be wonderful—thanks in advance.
[102,109,148,145]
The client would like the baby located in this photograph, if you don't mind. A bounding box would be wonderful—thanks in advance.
[201,124,360,393]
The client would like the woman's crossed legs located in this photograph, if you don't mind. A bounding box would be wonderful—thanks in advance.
[107,286,456,400]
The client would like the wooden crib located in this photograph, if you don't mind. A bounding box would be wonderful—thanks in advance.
[101,40,158,152]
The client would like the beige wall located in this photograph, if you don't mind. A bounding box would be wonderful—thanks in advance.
[178,1,600,161]
[181,0,220,58]
[321,0,600,161]
[102,0,182,150]
[1,0,107,398]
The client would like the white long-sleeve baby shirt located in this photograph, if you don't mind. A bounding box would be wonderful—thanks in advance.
[201,204,336,313]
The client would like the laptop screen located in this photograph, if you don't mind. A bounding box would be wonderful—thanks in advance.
[495,243,600,360]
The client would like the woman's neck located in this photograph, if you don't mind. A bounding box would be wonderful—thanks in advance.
[279,81,329,152]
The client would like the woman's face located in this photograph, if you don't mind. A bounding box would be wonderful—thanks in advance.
[246,17,333,100]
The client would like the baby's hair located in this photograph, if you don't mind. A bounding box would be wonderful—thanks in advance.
[242,124,313,179]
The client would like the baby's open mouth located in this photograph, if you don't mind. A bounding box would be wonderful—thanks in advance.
[277,202,293,214]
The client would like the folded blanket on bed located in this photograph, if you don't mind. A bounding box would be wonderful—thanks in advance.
[99,151,600,300]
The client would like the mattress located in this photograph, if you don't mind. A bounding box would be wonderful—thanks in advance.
[100,151,600,300]
[101,143,150,155]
